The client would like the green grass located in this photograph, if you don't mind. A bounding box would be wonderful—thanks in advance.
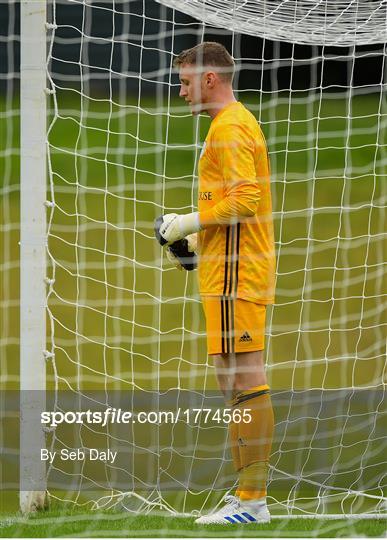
[1,91,386,526]
[0,507,385,538]
[2,91,386,392]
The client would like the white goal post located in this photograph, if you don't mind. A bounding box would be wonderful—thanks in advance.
[19,0,47,513]
[12,0,387,521]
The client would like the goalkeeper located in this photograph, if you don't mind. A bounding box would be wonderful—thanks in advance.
[154,42,275,525]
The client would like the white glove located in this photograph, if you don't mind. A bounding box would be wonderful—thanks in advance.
[158,212,201,245]
[166,233,198,270]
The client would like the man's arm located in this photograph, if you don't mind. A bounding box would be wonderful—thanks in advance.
[154,124,262,243]
[199,124,261,227]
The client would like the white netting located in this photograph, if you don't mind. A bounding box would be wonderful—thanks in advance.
[157,0,387,46]
[2,0,386,527]
[43,0,386,517]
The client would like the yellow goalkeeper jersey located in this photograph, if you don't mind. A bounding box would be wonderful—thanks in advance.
[197,101,275,305]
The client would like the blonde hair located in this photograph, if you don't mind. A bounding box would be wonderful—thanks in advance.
[174,42,234,82]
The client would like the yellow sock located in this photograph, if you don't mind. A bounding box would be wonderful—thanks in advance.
[233,385,274,501]
[228,419,241,471]
[237,461,269,500]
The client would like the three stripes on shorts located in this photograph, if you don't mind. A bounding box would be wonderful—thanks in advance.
[221,223,241,354]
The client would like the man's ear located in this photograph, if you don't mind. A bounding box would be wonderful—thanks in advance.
[204,71,217,88]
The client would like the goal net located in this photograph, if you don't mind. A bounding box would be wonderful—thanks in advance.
[2,0,386,523]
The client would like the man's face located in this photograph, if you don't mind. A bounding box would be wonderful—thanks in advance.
[178,63,208,115]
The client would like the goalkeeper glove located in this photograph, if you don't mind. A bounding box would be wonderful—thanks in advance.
[154,212,201,246]
[166,233,198,271]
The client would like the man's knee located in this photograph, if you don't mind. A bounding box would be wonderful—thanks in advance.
[232,350,266,391]
[211,350,267,395]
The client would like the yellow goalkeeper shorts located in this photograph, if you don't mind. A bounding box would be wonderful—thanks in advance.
[201,296,266,355]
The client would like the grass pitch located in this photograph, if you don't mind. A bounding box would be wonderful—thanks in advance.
[0,506,386,538]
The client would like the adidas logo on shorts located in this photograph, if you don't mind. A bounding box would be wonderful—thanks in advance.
[239,331,252,342]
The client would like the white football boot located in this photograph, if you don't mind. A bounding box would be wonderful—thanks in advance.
[195,495,270,525]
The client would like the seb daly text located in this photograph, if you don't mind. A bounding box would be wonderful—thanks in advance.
[41,448,117,464]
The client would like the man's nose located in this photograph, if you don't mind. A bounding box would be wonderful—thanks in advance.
[179,86,187,97]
